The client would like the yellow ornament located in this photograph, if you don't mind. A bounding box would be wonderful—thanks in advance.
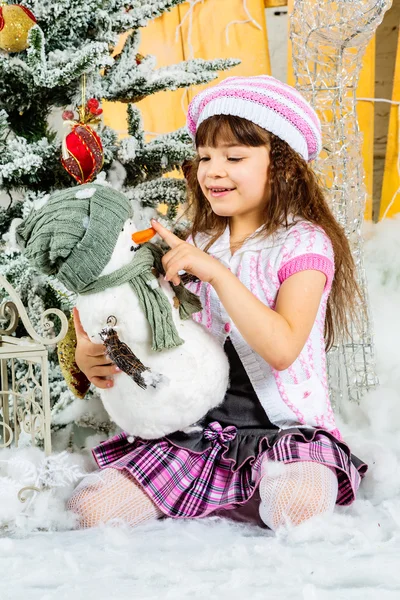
[0,4,36,53]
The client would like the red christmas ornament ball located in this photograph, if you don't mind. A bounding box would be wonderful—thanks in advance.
[61,124,104,184]
[89,106,103,116]
[62,110,75,121]
[86,98,100,110]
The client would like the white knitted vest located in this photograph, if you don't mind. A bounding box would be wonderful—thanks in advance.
[186,220,342,440]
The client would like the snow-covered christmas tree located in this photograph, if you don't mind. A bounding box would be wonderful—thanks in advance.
[0,0,238,450]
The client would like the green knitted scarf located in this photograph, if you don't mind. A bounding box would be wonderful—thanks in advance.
[81,242,202,351]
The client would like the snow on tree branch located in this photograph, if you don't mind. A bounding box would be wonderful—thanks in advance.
[104,52,241,102]
[26,26,112,88]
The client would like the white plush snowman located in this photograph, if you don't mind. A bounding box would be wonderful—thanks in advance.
[17,184,229,439]
[75,215,229,439]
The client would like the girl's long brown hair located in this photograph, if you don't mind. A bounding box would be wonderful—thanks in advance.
[184,114,363,351]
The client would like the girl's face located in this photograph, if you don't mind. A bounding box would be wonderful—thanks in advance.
[196,142,270,224]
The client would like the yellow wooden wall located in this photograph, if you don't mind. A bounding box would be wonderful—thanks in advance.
[379,27,400,219]
[103,0,399,221]
[103,0,271,137]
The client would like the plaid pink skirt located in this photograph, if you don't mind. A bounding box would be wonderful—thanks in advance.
[92,421,367,520]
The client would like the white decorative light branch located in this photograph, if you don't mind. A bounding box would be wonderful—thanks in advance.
[290,0,392,407]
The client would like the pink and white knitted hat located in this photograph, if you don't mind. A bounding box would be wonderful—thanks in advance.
[186,75,322,162]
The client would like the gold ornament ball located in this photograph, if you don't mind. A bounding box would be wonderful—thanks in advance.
[0,5,37,53]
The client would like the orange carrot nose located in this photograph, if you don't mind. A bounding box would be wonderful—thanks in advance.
[131,227,157,245]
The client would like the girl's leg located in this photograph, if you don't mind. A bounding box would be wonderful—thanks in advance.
[258,459,338,531]
[67,467,164,529]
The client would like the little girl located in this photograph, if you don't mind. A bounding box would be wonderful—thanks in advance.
[68,75,367,530]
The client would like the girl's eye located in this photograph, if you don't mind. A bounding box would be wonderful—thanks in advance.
[198,156,243,162]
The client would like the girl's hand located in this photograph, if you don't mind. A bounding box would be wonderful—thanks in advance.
[151,219,224,286]
[73,307,120,390]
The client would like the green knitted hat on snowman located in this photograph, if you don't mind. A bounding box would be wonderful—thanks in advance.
[16,184,131,293]
[16,183,202,351]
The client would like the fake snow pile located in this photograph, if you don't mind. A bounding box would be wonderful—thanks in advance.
[2,217,400,600]
[0,447,89,532]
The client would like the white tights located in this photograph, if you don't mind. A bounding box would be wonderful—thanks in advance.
[67,461,338,530]
[67,467,163,529]
[258,460,338,530]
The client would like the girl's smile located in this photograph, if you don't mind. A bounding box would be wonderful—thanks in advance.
[208,186,236,198]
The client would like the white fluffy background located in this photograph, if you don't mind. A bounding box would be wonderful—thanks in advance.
[2,218,400,600]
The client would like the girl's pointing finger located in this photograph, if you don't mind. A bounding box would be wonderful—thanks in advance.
[151,219,183,249]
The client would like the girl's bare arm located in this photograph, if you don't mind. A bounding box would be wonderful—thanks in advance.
[211,268,326,371]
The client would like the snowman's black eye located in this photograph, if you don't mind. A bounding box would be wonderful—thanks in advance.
[121,227,124,232]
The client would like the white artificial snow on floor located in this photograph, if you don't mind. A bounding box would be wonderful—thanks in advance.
[2,217,400,600]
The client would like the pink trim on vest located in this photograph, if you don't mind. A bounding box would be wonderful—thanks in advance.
[192,280,203,324]
[267,259,280,290]
[277,254,334,290]
[256,253,275,308]
[291,228,302,258]
[273,369,307,425]
[205,283,212,330]
[306,228,316,253]
[288,364,299,384]
[249,256,260,299]
[319,294,337,430]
